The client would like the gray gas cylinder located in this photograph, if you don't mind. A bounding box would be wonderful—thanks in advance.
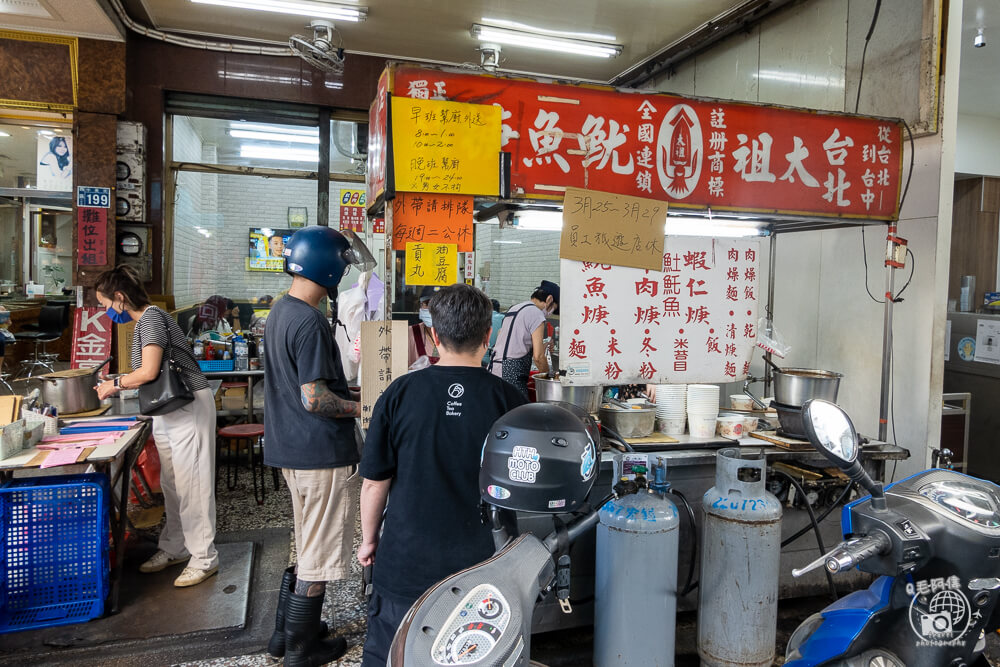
[594,491,680,667]
[697,448,782,667]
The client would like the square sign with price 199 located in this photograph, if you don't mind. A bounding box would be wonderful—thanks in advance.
[77,186,111,208]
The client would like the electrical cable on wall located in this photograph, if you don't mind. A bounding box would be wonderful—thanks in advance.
[854,0,883,114]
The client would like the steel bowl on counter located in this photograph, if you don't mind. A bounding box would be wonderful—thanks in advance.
[533,374,604,414]
[599,402,656,439]
[772,368,843,407]
[39,358,112,415]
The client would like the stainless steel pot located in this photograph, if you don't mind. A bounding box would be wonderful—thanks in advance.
[772,368,842,407]
[599,404,656,438]
[533,374,603,414]
[40,358,112,415]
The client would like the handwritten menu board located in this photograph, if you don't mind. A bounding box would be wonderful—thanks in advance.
[392,192,474,252]
[560,187,667,271]
[559,237,761,385]
[405,242,457,287]
[391,97,501,196]
[360,320,409,430]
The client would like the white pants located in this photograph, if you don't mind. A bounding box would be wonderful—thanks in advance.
[152,388,219,571]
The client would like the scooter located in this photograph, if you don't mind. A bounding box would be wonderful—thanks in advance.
[785,399,1000,667]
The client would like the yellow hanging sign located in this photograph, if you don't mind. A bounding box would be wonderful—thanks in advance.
[405,242,457,287]
[391,97,501,196]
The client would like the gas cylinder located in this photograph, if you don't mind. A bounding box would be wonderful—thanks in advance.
[594,489,679,666]
[697,448,782,667]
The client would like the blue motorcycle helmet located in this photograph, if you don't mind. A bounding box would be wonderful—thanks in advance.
[283,225,376,289]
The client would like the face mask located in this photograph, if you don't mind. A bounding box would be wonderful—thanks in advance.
[419,308,433,329]
[105,302,132,324]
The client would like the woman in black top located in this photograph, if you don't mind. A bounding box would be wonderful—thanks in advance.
[93,266,219,588]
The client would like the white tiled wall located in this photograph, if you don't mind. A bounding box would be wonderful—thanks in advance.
[473,224,560,311]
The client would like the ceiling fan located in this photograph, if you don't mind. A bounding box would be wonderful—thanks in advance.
[289,20,346,74]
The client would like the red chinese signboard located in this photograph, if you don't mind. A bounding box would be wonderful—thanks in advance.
[380,65,903,221]
[366,69,389,210]
[70,307,112,369]
[77,206,108,266]
[339,188,366,232]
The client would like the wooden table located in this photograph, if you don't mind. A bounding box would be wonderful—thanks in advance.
[0,419,152,614]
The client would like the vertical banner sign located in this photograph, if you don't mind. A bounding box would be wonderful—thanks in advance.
[360,320,409,430]
[405,242,457,286]
[339,189,366,232]
[391,192,474,251]
[365,70,390,211]
[391,97,501,196]
[70,307,112,369]
[559,237,761,385]
[77,207,108,266]
[465,252,475,284]
[560,187,668,271]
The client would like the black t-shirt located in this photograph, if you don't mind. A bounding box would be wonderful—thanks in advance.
[360,365,527,603]
[263,295,357,469]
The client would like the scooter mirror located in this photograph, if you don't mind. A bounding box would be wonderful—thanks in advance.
[802,399,859,466]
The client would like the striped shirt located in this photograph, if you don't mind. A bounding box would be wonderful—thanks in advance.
[132,306,210,392]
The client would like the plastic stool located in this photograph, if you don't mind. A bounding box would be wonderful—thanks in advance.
[217,423,277,504]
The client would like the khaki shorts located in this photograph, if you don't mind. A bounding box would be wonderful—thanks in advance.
[282,465,358,582]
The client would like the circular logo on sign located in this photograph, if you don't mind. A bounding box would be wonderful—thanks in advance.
[656,103,703,200]
[957,336,976,362]
[908,587,971,645]
[448,383,465,398]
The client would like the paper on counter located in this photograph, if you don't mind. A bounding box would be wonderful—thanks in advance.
[41,447,86,468]
[974,319,1000,364]
[42,432,125,443]
[38,437,114,450]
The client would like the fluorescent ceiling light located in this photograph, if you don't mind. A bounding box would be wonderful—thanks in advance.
[471,24,622,58]
[190,0,367,22]
[37,130,54,136]
[514,211,563,231]
[230,129,320,145]
[493,240,523,245]
[240,144,319,162]
[665,217,765,237]
[480,17,615,42]
[0,131,9,138]
[229,122,318,135]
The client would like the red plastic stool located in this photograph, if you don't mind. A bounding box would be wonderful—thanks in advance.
[217,423,276,504]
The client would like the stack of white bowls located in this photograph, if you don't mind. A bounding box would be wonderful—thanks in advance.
[687,384,721,438]
[654,384,687,435]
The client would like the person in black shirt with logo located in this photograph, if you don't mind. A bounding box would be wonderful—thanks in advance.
[358,284,527,666]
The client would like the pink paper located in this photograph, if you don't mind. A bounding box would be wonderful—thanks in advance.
[38,437,114,450]
[41,447,86,468]
[42,432,125,443]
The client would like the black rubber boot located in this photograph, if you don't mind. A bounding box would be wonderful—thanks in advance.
[284,591,347,667]
[267,567,329,658]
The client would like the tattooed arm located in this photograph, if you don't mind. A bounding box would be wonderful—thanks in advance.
[300,380,361,418]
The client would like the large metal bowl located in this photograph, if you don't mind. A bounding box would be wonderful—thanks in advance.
[533,374,603,414]
[773,368,842,407]
[599,404,656,439]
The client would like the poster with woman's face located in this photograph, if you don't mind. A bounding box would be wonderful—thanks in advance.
[36,134,73,192]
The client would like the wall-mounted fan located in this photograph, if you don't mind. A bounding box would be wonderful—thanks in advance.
[289,20,345,75]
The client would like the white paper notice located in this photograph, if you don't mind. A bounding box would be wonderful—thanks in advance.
[945,319,951,362]
[973,319,1000,364]
[559,236,761,385]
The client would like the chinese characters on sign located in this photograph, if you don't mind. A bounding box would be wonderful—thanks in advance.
[385,66,902,220]
[559,237,761,385]
[70,307,112,369]
[339,189,366,232]
[76,206,108,266]
[560,187,668,271]
[366,70,389,209]
[391,97,501,196]
[391,192,474,252]
[360,320,409,430]
[405,242,457,287]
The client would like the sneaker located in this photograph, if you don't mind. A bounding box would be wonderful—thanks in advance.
[139,550,189,573]
[174,565,219,588]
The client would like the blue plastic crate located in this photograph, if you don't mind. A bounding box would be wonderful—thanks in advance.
[0,473,110,634]
[198,359,235,372]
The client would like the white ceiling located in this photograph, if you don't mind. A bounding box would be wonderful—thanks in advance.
[959,0,1000,119]
[0,0,121,40]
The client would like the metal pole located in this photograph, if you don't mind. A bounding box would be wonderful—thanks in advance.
[878,227,897,443]
[764,232,777,396]
[318,109,331,226]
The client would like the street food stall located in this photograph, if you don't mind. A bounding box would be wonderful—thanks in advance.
[358,63,911,634]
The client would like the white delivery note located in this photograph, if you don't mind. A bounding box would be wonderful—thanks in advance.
[945,319,951,362]
[974,319,1000,364]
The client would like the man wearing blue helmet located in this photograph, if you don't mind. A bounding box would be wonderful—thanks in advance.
[263,225,373,665]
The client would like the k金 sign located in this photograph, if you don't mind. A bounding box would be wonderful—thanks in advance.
[77,207,108,266]
[405,242,457,287]
[392,192,474,252]
[70,307,112,369]
[559,237,761,385]
[376,65,903,221]
[391,97,501,196]
[560,188,668,271]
